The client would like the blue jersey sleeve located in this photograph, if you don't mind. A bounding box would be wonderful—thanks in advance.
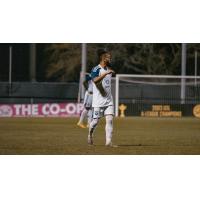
[85,74,92,81]
[90,67,100,79]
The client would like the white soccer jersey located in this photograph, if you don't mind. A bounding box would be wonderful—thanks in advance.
[87,79,93,93]
[91,64,113,107]
[83,75,93,108]
[83,91,93,108]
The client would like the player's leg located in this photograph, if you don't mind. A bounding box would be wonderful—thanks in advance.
[88,118,99,145]
[105,115,113,146]
[87,109,93,127]
[77,108,88,128]
[86,94,93,128]
[77,91,89,128]
[104,106,114,146]
[88,107,102,145]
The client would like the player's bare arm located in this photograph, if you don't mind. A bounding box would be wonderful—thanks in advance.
[93,69,115,84]
[93,70,115,97]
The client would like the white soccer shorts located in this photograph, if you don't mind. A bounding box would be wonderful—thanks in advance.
[92,105,114,119]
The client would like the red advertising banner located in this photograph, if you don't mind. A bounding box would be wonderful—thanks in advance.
[0,103,84,117]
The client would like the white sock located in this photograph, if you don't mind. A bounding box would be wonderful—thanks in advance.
[105,115,113,144]
[89,118,99,136]
[87,109,93,125]
[78,108,88,124]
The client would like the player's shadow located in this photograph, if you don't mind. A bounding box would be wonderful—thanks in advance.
[118,144,160,147]
[91,144,161,147]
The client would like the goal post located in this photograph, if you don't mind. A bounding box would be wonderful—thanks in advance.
[115,74,200,117]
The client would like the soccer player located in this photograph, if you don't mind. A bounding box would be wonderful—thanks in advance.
[77,74,93,128]
[88,50,115,146]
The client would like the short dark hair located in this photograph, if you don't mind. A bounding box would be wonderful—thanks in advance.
[97,49,110,61]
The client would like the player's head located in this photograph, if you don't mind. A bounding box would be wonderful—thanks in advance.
[98,49,112,66]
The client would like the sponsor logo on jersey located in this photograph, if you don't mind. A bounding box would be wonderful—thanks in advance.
[105,80,110,84]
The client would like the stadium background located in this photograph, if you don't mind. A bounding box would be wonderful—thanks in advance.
[0,43,199,117]
[0,43,200,154]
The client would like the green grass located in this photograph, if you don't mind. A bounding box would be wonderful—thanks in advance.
[0,117,200,154]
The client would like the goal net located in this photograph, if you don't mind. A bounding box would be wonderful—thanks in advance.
[115,74,200,117]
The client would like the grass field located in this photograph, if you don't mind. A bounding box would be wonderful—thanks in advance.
[0,117,199,154]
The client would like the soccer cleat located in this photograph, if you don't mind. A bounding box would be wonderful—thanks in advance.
[77,122,87,128]
[105,138,112,146]
[105,141,118,148]
[105,141,112,146]
[87,134,94,145]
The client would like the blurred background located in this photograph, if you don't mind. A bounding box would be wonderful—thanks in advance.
[0,43,200,116]
[0,43,200,82]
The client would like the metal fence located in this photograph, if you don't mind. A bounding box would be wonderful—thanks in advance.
[0,82,79,104]
[1,80,200,117]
